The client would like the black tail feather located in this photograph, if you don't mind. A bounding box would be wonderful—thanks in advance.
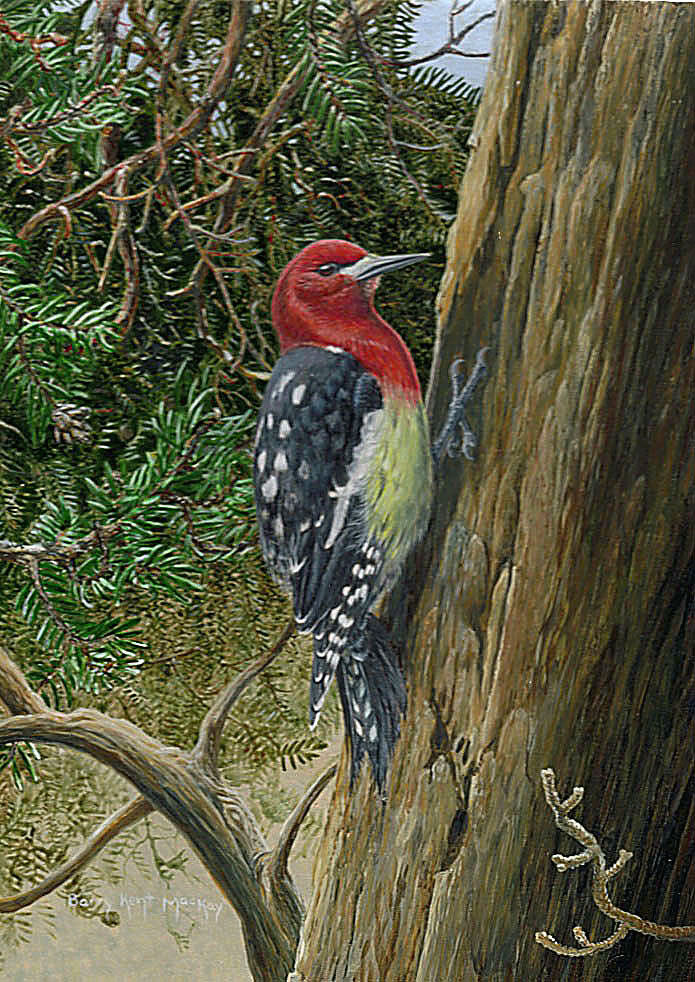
[336,614,406,792]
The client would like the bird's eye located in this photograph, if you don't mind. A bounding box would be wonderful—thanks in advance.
[316,262,339,277]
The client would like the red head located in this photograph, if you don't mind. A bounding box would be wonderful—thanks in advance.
[271,239,429,401]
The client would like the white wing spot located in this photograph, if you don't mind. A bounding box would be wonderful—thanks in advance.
[275,372,295,397]
[314,513,325,528]
[291,383,306,405]
[274,450,288,472]
[298,459,310,480]
[300,519,311,533]
[266,412,274,429]
[363,697,372,718]
[273,515,284,539]
[338,614,353,629]
[352,563,361,577]
[368,723,377,743]
[256,450,267,473]
[342,585,351,596]
[354,719,363,737]
[365,564,375,576]
[261,475,278,500]
[279,419,291,438]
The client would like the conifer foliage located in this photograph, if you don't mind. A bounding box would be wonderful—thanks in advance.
[0,0,480,790]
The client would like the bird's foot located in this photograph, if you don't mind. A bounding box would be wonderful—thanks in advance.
[432,347,489,468]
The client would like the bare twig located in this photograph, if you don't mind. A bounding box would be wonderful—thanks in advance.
[537,768,695,958]
[17,0,250,241]
[267,762,337,879]
[0,524,123,568]
[380,2,493,68]
[0,796,153,913]
[194,618,296,777]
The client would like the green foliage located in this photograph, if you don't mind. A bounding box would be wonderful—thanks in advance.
[0,0,479,708]
[8,366,255,701]
[0,1,482,962]
[0,739,41,792]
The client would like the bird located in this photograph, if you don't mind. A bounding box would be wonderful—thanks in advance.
[254,238,486,792]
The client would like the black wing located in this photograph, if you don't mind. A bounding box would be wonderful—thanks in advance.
[254,346,385,715]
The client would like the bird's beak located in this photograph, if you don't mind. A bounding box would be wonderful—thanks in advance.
[345,251,430,282]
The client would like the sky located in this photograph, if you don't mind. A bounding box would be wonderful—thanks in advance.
[412,0,496,89]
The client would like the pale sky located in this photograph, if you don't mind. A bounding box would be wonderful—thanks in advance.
[413,0,496,89]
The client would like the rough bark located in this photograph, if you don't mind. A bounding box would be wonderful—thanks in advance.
[295,3,695,980]
[0,646,301,982]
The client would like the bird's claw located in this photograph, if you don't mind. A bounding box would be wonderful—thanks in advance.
[433,346,489,469]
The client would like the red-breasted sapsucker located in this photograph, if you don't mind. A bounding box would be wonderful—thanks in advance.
[254,239,486,791]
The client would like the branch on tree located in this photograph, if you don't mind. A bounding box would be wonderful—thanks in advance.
[187,0,392,298]
[0,647,47,716]
[194,618,295,777]
[0,704,299,979]
[383,0,493,68]
[265,761,337,882]
[17,0,251,241]
[0,795,153,913]
[536,768,695,957]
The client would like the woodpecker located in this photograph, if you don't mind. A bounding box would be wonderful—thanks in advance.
[254,239,485,791]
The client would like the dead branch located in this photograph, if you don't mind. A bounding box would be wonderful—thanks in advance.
[0,706,298,981]
[537,768,695,958]
[17,0,250,242]
[267,762,337,881]
[384,1,493,68]
[193,618,295,777]
[0,795,153,913]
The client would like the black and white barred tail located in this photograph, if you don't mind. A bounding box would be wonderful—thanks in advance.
[334,614,406,792]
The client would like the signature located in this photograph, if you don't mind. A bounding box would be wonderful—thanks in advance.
[68,892,224,923]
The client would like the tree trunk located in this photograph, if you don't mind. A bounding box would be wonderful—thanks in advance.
[294,2,695,979]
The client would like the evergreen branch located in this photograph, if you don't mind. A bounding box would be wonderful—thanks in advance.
[0,10,69,72]
[17,0,251,241]
[188,0,392,297]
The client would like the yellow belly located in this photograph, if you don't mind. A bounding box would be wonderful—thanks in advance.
[365,397,433,576]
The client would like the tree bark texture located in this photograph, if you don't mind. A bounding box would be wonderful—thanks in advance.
[295,2,695,980]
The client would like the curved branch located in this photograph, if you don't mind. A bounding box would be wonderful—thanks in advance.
[0,709,297,981]
[0,647,47,715]
[0,795,152,913]
[194,618,295,777]
[537,769,695,959]
[269,762,337,880]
